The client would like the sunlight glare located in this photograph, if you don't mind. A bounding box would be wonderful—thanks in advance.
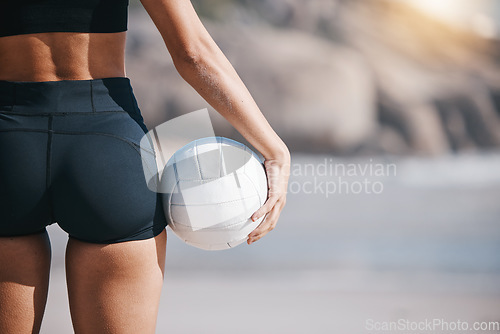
[403,0,470,26]
[401,0,497,38]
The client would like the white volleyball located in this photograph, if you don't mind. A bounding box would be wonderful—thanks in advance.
[160,137,268,250]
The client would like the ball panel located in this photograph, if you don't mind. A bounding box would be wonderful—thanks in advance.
[242,155,268,205]
[192,137,222,179]
[184,236,247,251]
[172,150,201,181]
[169,195,262,230]
[219,144,250,176]
[170,172,260,205]
[169,215,263,248]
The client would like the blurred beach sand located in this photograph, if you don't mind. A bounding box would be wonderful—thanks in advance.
[42,268,500,333]
[40,153,500,333]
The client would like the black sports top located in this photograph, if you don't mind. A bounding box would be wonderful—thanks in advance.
[0,0,129,38]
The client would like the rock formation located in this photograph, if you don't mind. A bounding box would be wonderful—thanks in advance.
[127,0,500,155]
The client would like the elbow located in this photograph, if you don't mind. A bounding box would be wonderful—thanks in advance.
[172,43,212,73]
[175,47,202,67]
[171,37,221,75]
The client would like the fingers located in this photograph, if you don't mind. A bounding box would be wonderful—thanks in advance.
[247,198,285,244]
[251,193,279,222]
[246,156,290,245]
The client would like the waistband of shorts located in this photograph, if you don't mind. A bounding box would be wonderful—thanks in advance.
[0,77,140,115]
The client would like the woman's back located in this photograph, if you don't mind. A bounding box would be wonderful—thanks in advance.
[0,33,126,81]
[0,0,128,81]
[0,1,290,333]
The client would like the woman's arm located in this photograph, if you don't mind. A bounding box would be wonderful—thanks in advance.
[141,0,290,244]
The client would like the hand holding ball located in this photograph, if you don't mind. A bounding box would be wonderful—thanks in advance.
[160,137,268,250]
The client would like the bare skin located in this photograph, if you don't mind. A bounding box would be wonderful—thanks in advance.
[66,230,166,334]
[0,0,290,333]
[0,232,50,334]
[0,32,126,81]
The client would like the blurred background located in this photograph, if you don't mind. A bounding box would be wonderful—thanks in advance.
[41,0,500,333]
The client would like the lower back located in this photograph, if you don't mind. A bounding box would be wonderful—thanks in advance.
[0,32,126,82]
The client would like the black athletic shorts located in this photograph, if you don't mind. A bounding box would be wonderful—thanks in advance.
[0,77,166,243]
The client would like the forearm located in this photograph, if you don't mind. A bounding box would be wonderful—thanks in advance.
[173,45,290,162]
[140,0,288,160]
[141,0,289,243]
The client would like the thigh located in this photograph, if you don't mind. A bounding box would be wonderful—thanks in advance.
[0,231,51,334]
[65,229,166,334]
